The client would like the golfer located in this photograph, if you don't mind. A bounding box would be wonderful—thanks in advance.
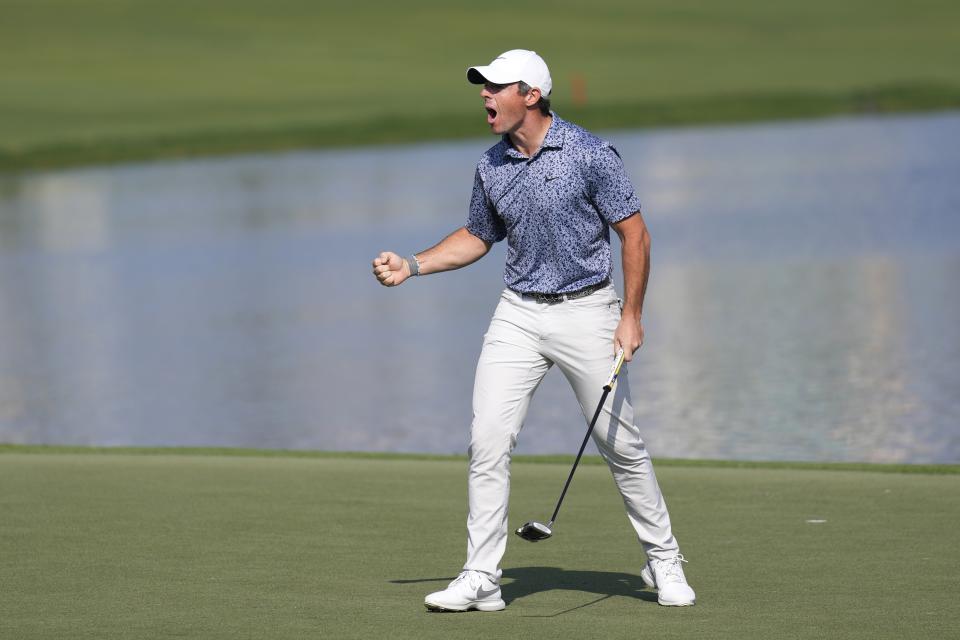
[372,49,696,611]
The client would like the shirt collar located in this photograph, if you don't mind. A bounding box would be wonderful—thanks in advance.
[502,112,565,160]
[541,113,565,149]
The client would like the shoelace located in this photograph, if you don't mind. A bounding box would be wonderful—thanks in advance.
[657,554,688,583]
[449,571,483,589]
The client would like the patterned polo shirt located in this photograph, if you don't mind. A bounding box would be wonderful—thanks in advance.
[466,114,642,294]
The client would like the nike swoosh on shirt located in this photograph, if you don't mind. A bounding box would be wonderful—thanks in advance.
[545,175,559,183]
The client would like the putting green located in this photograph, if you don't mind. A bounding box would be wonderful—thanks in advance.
[1,450,956,639]
[2,0,959,168]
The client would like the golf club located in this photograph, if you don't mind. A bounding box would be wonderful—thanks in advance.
[515,347,627,542]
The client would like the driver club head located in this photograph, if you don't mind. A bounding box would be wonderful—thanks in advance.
[515,521,553,542]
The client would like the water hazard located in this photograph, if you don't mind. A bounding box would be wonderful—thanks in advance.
[1,112,958,463]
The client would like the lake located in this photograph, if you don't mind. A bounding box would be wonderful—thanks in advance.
[1,112,958,463]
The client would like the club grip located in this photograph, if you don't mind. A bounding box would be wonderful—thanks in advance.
[603,348,626,391]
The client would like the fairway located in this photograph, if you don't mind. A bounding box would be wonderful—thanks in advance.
[2,0,959,168]
[1,451,957,639]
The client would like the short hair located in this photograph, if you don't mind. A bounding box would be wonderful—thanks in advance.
[518,81,552,116]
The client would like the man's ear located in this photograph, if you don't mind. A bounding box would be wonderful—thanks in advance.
[525,87,541,107]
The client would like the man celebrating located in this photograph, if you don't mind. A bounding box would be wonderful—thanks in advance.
[372,50,696,611]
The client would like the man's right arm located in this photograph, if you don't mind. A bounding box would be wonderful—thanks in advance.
[372,226,492,287]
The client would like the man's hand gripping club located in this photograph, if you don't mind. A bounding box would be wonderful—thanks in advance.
[614,313,644,364]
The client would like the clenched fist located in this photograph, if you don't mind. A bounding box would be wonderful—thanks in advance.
[372,251,412,287]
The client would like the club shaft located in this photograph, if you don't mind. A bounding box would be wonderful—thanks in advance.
[548,387,611,526]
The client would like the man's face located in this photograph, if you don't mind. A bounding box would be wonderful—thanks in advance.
[480,81,535,135]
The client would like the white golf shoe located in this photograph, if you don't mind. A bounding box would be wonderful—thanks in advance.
[424,570,506,612]
[640,555,696,606]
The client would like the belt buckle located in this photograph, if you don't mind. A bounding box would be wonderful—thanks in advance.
[532,291,563,304]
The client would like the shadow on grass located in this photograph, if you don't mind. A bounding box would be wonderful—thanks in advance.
[391,566,657,615]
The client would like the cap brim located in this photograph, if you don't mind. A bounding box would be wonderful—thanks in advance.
[467,65,518,85]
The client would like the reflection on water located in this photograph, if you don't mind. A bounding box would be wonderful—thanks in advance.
[1,112,958,463]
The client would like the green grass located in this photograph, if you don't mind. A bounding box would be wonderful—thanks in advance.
[2,0,959,169]
[1,449,957,639]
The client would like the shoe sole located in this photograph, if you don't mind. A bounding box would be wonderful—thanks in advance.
[424,599,506,613]
[657,598,696,607]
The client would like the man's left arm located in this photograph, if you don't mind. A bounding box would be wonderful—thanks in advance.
[611,211,651,361]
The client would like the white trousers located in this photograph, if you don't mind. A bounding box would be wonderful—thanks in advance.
[463,284,680,577]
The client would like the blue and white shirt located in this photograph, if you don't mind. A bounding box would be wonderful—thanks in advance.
[466,114,642,294]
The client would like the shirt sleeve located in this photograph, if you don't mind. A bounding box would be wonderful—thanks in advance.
[587,143,643,224]
[465,168,506,243]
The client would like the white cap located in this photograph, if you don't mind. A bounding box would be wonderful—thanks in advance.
[467,49,552,97]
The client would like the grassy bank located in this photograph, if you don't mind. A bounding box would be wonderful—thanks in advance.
[3,444,959,474]
[1,449,957,639]
[2,0,959,170]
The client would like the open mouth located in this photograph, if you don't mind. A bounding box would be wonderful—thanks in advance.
[485,106,497,125]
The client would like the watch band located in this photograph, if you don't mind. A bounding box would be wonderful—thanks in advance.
[407,254,421,276]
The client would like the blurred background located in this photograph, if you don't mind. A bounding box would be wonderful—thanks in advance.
[1,0,958,462]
